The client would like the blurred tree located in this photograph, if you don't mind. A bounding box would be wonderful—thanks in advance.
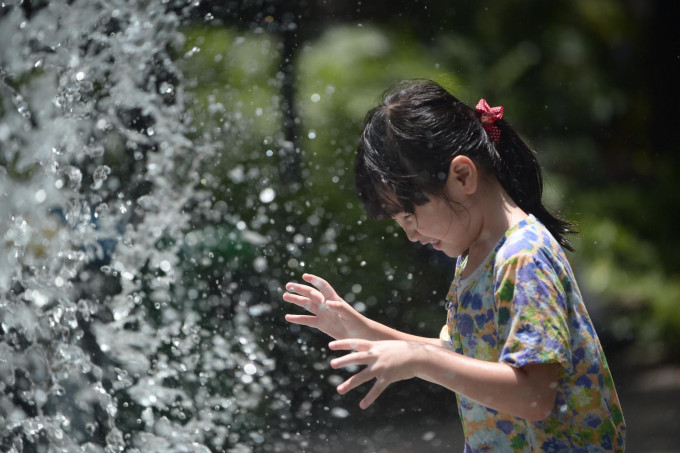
[177,0,680,447]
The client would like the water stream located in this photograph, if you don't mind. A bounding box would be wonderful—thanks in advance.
[1,1,282,451]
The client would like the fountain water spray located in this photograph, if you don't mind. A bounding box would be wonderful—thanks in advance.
[0,1,281,451]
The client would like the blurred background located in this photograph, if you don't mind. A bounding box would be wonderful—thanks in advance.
[1,0,678,452]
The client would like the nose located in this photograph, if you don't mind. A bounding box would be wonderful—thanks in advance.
[401,224,421,243]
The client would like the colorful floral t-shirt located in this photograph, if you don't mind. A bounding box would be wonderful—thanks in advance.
[439,215,625,452]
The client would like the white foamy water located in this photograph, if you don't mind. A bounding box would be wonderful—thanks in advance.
[0,1,279,451]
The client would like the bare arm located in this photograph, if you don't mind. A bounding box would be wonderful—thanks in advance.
[369,323,442,346]
[330,339,560,421]
[414,343,560,420]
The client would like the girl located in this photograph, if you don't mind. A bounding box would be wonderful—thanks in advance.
[283,79,626,451]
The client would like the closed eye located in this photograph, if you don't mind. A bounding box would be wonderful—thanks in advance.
[394,213,416,228]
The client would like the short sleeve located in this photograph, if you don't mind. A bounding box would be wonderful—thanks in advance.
[495,253,572,373]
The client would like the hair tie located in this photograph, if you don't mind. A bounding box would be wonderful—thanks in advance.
[475,99,504,144]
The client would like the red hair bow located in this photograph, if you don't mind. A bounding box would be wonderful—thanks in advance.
[475,99,504,144]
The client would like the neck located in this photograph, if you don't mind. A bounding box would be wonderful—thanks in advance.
[463,177,527,276]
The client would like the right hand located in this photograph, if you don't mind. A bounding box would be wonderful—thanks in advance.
[283,273,372,340]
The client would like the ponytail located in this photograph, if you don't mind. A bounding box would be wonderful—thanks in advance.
[492,120,577,251]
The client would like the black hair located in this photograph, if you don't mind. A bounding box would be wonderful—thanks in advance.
[354,79,576,251]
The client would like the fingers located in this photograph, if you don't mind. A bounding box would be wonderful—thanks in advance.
[360,379,388,409]
[328,339,392,409]
[330,350,375,370]
[302,273,340,300]
[329,339,371,352]
[283,282,327,316]
[284,314,318,328]
[333,355,388,410]
[282,291,320,313]
[336,367,374,395]
[284,282,324,303]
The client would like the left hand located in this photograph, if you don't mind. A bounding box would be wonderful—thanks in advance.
[328,339,426,409]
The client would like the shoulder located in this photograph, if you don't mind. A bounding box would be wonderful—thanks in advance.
[495,217,566,268]
[491,217,576,295]
[491,218,581,309]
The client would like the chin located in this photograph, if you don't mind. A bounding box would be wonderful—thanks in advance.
[441,245,463,259]
[438,246,457,258]
[428,240,458,258]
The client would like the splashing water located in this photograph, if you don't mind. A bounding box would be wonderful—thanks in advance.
[0,1,280,451]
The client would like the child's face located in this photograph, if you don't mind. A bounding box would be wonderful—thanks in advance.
[391,155,483,258]
[393,196,476,258]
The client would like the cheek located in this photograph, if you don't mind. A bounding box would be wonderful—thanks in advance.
[420,206,447,233]
[434,207,456,237]
[429,222,448,235]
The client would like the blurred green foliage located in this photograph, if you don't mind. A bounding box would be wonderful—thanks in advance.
[179,0,679,381]
[165,6,680,439]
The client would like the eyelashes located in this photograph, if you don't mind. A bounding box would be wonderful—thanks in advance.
[393,213,417,229]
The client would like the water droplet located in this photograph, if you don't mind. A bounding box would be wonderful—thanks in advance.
[330,407,349,418]
[259,187,275,203]
[184,46,200,58]
[241,374,254,384]
[34,189,47,203]
[253,256,267,272]
[422,431,436,441]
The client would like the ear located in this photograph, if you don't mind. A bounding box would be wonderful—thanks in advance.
[448,155,478,196]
